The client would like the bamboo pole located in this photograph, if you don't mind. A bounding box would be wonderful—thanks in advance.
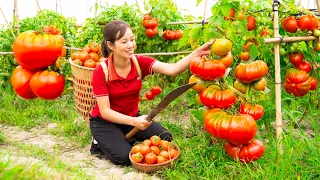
[14,0,20,35]
[56,0,58,12]
[94,0,98,18]
[168,20,209,25]
[203,0,209,21]
[272,0,283,154]
[316,0,320,15]
[264,36,318,44]
[0,7,16,39]
[35,0,41,13]
[0,52,14,55]
[135,0,143,15]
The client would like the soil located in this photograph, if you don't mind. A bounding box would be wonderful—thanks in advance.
[0,124,160,180]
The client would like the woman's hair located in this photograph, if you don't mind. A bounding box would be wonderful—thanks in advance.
[101,20,131,57]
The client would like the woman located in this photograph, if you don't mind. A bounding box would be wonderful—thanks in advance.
[90,20,213,166]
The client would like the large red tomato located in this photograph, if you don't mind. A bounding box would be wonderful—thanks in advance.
[238,103,264,120]
[283,69,312,97]
[281,16,298,33]
[310,77,318,90]
[146,27,158,37]
[190,57,226,80]
[234,60,268,83]
[162,30,176,40]
[297,15,317,31]
[13,28,64,71]
[29,70,65,100]
[10,66,37,99]
[289,52,304,66]
[224,139,265,163]
[204,109,257,145]
[218,51,233,68]
[247,15,256,31]
[200,88,236,109]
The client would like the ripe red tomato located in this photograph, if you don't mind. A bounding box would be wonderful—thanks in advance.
[146,27,158,37]
[159,140,172,151]
[297,15,318,31]
[239,51,250,61]
[150,135,161,146]
[234,60,269,83]
[190,57,226,80]
[151,86,162,96]
[224,139,265,163]
[145,91,155,100]
[310,77,318,90]
[200,88,236,109]
[204,109,257,145]
[146,18,158,29]
[168,148,178,159]
[13,29,64,71]
[145,152,157,164]
[131,144,141,154]
[79,51,90,63]
[84,59,97,68]
[131,152,144,163]
[142,139,152,146]
[89,42,99,53]
[289,53,304,66]
[10,66,37,99]
[140,144,151,155]
[150,146,160,155]
[156,155,167,164]
[238,103,265,120]
[174,30,183,39]
[159,150,170,159]
[218,51,233,68]
[162,30,176,40]
[281,16,298,33]
[284,68,312,97]
[29,70,65,100]
[247,15,256,31]
[295,61,312,73]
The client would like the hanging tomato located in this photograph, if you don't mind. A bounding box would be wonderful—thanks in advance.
[234,60,268,83]
[190,57,226,80]
[29,70,65,100]
[238,103,264,120]
[13,27,64,71]
[10,66,37,99]
[283,69,312,97]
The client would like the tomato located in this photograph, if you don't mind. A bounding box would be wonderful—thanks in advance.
[253,77,267,91]
[143,14,151,21]
[297,15,317,31]
[150,146,160,155]
[150,135,161,146]
[239,51,250,61]
[200,87,236,109]
[84,59,97,68]
[234,60,269,83]
[260,26,269,37]
[139,144,151,155]
[73,59,83,66]
[146,18,158,29]
[13,29,64,71]
[190,57,226,80]
[295,61,312,73]
[233,80,248,94]
[218,51,233,68]
[174,29,183,39]
[224,139,265,163]
[131,144,141,154]
[204,109,257,145]
[283,68,312,97]
[281,16,298,33]
[159,140,172,151]
[162,30,176,40]
[146,27,158,37]
[211,39,232,56]
[236,11,245,20]
[313,29,320,37]
[142,139,152,146]
[89,42,99,53]
[71,51,80,60]
[82,46,91,53]
[145,91,155,100]
[159,150,169,159]
[224,8,235,20]
[243,41,255,51]
[145,152,157,164]
[89,52,99,61]
[279,48,287,56]
[188,75,213,92]
[151,86,162,96]
[310,77,318,90]
[238,103,264,120]
[247,15,256,31]
[10,66,37,99]
[315,42,320,51]
[289,52,304,66]
[29,70,65,100]
[169,148,178,159]
[131,152,144,163]
[55,57,66,70]
[79,51,90,63]
[195,93,202,105]
[156,155,167,164]
[60,47,67,57]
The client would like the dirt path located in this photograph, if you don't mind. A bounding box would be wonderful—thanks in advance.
[0,124,160,180]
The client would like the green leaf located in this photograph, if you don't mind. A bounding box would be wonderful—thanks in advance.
[249,45,259,61]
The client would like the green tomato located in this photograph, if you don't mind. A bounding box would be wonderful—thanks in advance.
[313,29,320,37]
[290,42,299,52]
[280,42,286,46]
[279,48,287,56]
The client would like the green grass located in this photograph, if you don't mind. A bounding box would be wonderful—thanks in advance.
[1,78,320,179]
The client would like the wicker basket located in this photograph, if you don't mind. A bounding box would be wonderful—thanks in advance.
[69,58,96,123]
[129,145,180,173]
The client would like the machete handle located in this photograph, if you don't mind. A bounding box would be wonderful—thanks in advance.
[125,127,140,139]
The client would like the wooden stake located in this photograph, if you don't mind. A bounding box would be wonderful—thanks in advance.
[272,0,283,154]
[35,0,41,13]
[94,0,98,18]
[264,36,317,44]
[168,20,209,25]
[0,52,14,55]
[56,0,58,12]
[316,0,320,15]
[0,7,16,38]
[203,0,209,21]
[14,0,20,35]
[135,0,143,15]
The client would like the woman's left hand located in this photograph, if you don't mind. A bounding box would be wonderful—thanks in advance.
[194,40,214,57]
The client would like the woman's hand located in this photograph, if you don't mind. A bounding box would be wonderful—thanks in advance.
[134,115,152,130]
[194,39,214,57]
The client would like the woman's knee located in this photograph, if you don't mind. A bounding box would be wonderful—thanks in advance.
[159,131,172,141]
[108,151,131,166]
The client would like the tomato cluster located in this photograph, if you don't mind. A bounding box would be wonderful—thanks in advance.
[130,135,179,165]
[70,42,103,68]
[162,29,183,40]
[144,86,162,100]
[11,26,66,100]
[282,15,318,33]
[142,14,159,38]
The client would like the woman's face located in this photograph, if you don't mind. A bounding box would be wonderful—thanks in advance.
[110,27,136,59]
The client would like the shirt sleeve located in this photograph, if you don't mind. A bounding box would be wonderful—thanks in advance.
[135,55,156,79]
[92,64,109,97]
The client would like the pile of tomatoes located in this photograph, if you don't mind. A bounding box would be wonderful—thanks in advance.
[70,42,104,68]
[130,135,179,164]
[142,14,159,38]
[11,25,66,100]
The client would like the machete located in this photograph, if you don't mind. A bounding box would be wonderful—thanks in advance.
[125,82,197,140]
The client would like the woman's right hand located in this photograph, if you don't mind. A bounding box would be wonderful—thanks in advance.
[134,115,152,130]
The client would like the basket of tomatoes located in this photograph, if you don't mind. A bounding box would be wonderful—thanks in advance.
[69,42,105,123]
[129,135,180,173]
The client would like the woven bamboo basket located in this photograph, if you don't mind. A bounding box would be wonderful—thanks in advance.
[69,58,96,123]
[129,145,180,173]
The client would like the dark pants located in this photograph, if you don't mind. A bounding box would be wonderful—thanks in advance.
[89,115,172,166]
